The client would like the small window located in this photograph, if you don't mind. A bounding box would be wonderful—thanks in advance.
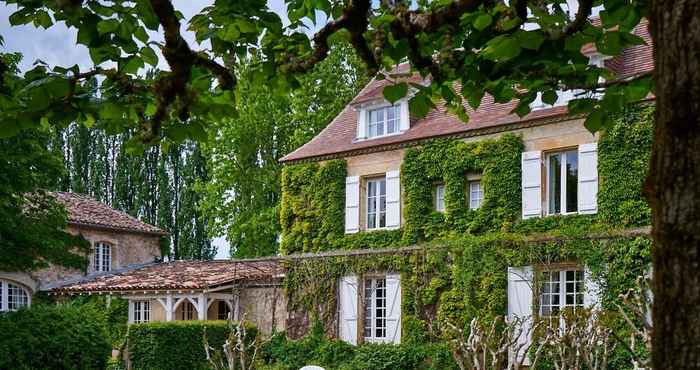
[367,105,400,138]
[364,277,387,342]
[539,269,584,317]
[94,242,112,272]
[546,150,578,215]
[366,178,387,230]
[133,300,151,323]
[0,280,30,312]
[217,301,231,320]
[469,181,483,209]
[434,184,445,212]
[180,301,196,320]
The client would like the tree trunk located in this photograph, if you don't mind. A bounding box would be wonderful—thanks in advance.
[647,2,700,368]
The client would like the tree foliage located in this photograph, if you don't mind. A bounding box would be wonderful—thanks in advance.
[202,44,368,257]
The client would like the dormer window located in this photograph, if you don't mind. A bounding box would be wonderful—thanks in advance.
[368,105,400,138]
[356,100,410,141]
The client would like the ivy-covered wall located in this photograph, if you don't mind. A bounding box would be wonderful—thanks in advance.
[278,106,655,368]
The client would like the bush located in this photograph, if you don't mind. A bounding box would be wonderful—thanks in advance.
[0,304,112,370]
[126,320,257,370]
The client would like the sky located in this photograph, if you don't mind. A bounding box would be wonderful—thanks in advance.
[0,1,296,259]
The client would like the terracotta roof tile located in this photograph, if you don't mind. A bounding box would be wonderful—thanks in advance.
[280,22,653,163]
[50,260,283,293]
[52,192,167,236]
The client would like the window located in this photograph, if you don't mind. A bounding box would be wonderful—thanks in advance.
[434,184,445,212]
[364,278,387,342]
[366,178,386,230]
[94,242,112,272]
[539,269,584,316]
[0,280,30,312]
[469,181,483,209]
[217,301,231,320]
[180,301,196,320]
[133,300,150,323]
[546,150,578,215]
[367,105,400,138]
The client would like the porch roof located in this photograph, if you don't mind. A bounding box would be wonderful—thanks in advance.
[50,260,283,294]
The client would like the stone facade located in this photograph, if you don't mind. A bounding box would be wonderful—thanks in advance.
[0,223,162,295]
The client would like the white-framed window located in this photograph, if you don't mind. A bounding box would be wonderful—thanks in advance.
[364,277,387,342]
[180,300,196,320]
[469,180,483,209]
[434,183,445,212]
[539,269,584,316]
[93,242,112,272]
[367,105,400,138]
[366,178,387,230]
[546,150,579,215]
[133,300,150,323]
[0,280,30,312]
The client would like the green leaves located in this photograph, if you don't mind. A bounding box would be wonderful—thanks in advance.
[481,35,521,62]
[97,19,120,35]
[140,47,158,66]
[473,14,493,31]
[383,83,408,104]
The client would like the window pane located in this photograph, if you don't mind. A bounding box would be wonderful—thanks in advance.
[435,184,445,212]
[548,154,562,214]
[565,151,578,213]
[386,106,399,134]
[7,283,28,310]
[469,181,482,209]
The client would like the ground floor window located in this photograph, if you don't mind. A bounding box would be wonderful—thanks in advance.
[0,280,30,312]
[217,301,231,320]
[539,269,584,316]
[133,300,150,323]
[180,300,196,320]
[363,277,387,342]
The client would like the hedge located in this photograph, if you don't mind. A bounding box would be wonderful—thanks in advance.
[126,320,257,370]
[0,304,112,370]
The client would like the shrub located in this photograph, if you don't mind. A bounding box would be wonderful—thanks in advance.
[126,320,257,370]
[0,304,112,370]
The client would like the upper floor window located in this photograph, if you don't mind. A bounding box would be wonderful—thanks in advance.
[539,269,584,317]
[133,300,150,323]
[366,178,386,230]
[468,180,483,209]
[364,277,387,342]
[368,105,400,138]
[0,280,30,312]
[546,150,578,215]
[94,242,112,272]
[434,183,445,212]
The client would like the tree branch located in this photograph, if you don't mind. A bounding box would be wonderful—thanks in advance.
[564,0,594,36]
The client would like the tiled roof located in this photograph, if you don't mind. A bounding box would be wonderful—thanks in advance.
[52,192,167,236]
[50,260,283,293]
[280,21,653,163]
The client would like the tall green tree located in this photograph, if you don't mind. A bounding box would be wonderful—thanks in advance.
[201,45,367,257]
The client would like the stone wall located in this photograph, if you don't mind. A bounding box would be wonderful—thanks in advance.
[239,283,287,335]
[0,224,161,295]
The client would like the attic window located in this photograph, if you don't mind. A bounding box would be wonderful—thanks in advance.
[368,105,400,138]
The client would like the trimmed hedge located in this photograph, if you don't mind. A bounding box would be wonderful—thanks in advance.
[126,320,257,370]
[0,304,112,370]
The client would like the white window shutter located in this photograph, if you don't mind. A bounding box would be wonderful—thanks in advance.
[357,109,368,140]
[385,171,401,229]
[521,151,542,219]
[385,273,402,344]
[338,275,359,345]
[345,176,360,234]
[507,266,534,365]
[584,267,602,310]
[578,143,598,214]
[399,101,410,132]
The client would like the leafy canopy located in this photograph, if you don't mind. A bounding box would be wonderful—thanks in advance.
[0,0,652,146]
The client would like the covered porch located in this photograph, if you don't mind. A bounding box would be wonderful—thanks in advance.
[49,259,287,331]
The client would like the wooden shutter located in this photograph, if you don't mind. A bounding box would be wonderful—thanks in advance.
[338,275,359,345]
[399,101,410,132]
[578,143,598,214]
[385,273,402,344]
[357,109,368,140]
[584,267,602,310]
[385,171,401,229]
[521,151,542,219]
[507,266,534,365]
[345,176,360,234]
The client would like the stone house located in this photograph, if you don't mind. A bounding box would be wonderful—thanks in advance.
[274,21,654,348]
[0,192,165,312]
